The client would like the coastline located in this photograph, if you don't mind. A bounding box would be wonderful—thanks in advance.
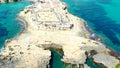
[0,12,28,51]
[0,0,119,67]
[63,3,120,59]
[21,0,119,67]
[83,19,120,59]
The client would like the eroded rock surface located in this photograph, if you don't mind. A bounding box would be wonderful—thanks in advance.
[0,0,119,68]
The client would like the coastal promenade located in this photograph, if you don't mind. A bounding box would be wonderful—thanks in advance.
[0,0,119,68]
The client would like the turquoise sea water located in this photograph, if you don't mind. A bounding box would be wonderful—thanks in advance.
[86,56,104,68]
[0,1,32,49]
[0,1,64,68]
[0,0,120,68]
[50,49,64,68]
[61,0,120,67]
[62,0,120,52]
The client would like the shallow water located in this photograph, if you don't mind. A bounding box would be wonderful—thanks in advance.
[61,0,120,67]
[86,56,104,68]
[0,1,65,68]
[50,49,64,68]
[62,0,120,52]
[0,1,32,49]
[0,0,120,68]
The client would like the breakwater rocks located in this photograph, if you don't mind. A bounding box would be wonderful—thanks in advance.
[0,0,20,3]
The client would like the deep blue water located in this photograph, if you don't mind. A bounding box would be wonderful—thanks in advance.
[62,0,120,52]
[0,1,32,49]
[0,0,120,68]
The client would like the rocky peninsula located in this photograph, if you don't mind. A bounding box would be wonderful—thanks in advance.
[0,0,119,68]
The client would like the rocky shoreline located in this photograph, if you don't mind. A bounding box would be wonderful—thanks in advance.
[0,0,20,3]
[0,0,119,68]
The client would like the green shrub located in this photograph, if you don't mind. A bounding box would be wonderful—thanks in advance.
[116,63,120,68]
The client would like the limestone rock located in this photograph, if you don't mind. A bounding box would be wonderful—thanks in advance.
[0,42,51,68]
[93,53,119,68]
[0,0,6,3]
[0,0,19,3]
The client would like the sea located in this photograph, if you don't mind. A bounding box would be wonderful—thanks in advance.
[62,0,120,52]
[0,0,120,68]
[0,1,32,49]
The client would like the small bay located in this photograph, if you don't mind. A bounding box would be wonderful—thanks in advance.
[0,0,120,68]
[0,1,32,49]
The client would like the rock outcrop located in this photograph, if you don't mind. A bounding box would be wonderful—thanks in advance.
[0,0,20,3]
[0,40,51,68]
[93,53,119,68]
[0,0,119,68]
